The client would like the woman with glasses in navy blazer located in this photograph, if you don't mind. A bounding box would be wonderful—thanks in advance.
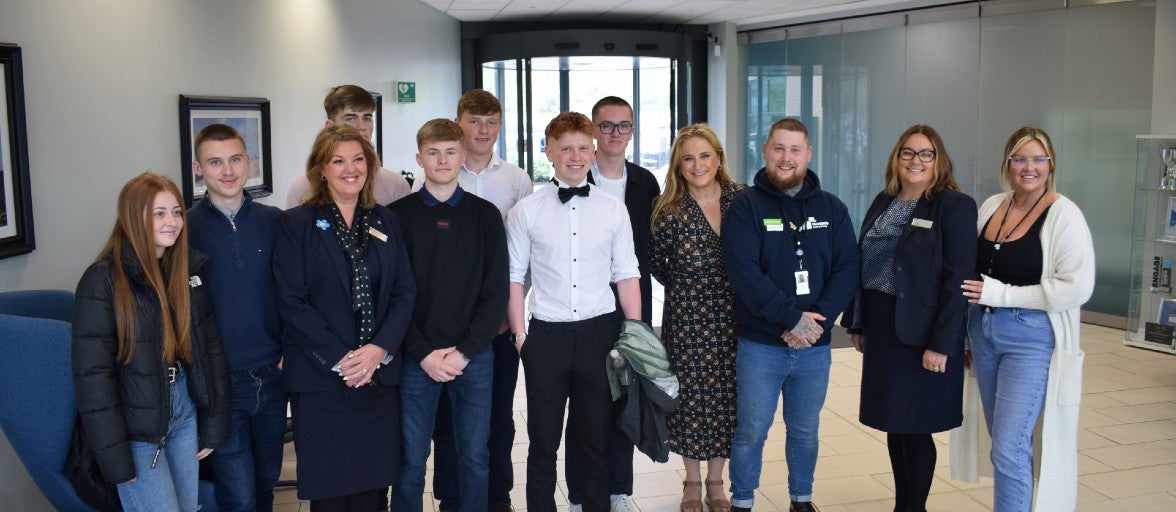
[842,125,977,512]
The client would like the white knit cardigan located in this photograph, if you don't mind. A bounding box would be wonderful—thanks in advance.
[949,193,1095,512]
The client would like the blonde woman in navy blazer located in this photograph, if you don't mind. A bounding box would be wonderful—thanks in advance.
[841,125,976,512]
[274,125,415,511]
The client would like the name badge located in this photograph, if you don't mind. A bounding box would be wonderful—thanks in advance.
[368,226,388,242]
[911,218,933,229]
[794,270,810,295]
[763,218,784,232]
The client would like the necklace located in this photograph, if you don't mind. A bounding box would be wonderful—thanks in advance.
[1012,191,1039,210]
[689,185,722,205]
[992,189,1047,251]
[983,190,1046,276]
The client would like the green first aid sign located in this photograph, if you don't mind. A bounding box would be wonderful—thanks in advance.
[396,82,416,103]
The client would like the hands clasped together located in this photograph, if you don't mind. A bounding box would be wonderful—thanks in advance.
[337,344,388,388]
[420,347,469,383]
[782,311,825,349]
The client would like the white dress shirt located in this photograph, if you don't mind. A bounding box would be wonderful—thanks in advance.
[413,155,532,221]
[506,179,640,322]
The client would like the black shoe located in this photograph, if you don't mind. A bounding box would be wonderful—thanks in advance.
[789,501,820,512]
[731,507,751,512]
[489,503,514,512]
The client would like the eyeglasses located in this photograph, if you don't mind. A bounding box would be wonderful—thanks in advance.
[1009,155,1050,167]
[898,148,936,163]
[597,122,633,134]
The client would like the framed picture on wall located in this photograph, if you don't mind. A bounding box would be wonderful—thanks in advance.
[0,43,35,260]
[370,90,383,162]
[178,95,272,207]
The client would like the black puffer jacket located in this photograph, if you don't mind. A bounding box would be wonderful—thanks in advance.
[71,246,229,484]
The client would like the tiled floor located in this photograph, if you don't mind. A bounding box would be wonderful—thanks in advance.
[273,323,1176,511]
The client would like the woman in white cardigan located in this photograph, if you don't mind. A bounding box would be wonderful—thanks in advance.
[955,126,1094,512]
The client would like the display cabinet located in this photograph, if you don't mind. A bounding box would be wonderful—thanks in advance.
[1126,135,1176,354]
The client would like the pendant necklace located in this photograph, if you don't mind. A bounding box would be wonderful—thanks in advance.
[992,190,1048,250]
[992,190,1047,251]
[984,190,1046,275]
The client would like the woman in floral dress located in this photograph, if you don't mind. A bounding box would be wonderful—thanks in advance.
[651,123,745,512]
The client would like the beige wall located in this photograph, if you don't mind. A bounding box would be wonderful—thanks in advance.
[0,0,461,293]
[0,1,459,508]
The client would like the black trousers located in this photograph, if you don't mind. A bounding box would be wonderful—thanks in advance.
[522,314,620,512]
[565,395,634,501]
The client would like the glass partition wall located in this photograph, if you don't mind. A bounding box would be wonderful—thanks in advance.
[744,0,1155,320]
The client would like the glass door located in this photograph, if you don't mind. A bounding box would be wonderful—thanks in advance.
[481,56,675,186]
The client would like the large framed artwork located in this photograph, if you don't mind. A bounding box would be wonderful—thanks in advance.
[370,90,383,162]
[0,43,34,259]
[178,95,272,206]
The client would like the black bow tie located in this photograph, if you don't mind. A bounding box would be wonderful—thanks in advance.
[558,185,590,204]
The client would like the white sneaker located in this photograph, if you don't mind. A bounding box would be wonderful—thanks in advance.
[610,494,637,512]
[569,504,583,512]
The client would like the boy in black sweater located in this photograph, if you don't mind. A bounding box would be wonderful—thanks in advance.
[388,118,509,512]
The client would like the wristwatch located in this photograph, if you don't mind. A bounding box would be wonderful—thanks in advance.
[512,332,528,344]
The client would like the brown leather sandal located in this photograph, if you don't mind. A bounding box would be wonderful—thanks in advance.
[681,480,703,512]
[704,479,732,512]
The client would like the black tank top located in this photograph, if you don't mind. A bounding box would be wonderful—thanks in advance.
[976,205,1052,286]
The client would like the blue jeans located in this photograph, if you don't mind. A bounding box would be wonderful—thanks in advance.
[209,364,288,512]
[433,331,520,508]
[392,346,494,512]
[969,305,1054,512]
[729,339,831,506]
[117,366,200,512]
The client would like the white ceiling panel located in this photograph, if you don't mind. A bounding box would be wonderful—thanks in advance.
[418,0,964,28]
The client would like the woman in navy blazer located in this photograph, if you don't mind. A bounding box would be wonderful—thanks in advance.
[274,125,415,510]
[841,125,977,512]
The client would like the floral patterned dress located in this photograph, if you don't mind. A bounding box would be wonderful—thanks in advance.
[650,181,745,460]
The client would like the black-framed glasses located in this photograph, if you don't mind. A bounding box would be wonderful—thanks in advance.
[898,148,936,163]
[597,122,633,134]
[1009,155,1050,167]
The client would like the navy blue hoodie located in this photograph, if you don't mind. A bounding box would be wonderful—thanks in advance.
[720,168,859,346]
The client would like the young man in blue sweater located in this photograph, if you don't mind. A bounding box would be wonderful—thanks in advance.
[720,118,859,512]
[187,123,286,512]
[388,119,509,512]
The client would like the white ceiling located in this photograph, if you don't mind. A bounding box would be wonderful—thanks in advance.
[415,0,961,29]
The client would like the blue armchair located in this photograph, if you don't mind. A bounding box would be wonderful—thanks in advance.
[0,290,218,511]
[0,290,91,510]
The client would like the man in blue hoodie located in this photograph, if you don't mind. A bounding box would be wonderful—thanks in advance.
[720,118,859,512]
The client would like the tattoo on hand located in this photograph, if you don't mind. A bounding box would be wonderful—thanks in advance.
[792,315,823,343]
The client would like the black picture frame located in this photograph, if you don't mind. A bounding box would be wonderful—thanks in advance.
[0,43,34,259]
[370,90,383,162]
[178,95,272,207]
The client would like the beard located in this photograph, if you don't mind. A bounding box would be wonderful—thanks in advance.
[767,165,806,191]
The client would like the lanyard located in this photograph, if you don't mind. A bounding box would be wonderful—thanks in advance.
[777,201,807,271]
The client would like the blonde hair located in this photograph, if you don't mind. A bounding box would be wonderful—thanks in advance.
[1000,126,1058,193]
[652,123,733,223]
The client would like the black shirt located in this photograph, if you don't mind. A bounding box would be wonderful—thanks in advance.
[388,187,509,361]
[977,205,1051,286]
